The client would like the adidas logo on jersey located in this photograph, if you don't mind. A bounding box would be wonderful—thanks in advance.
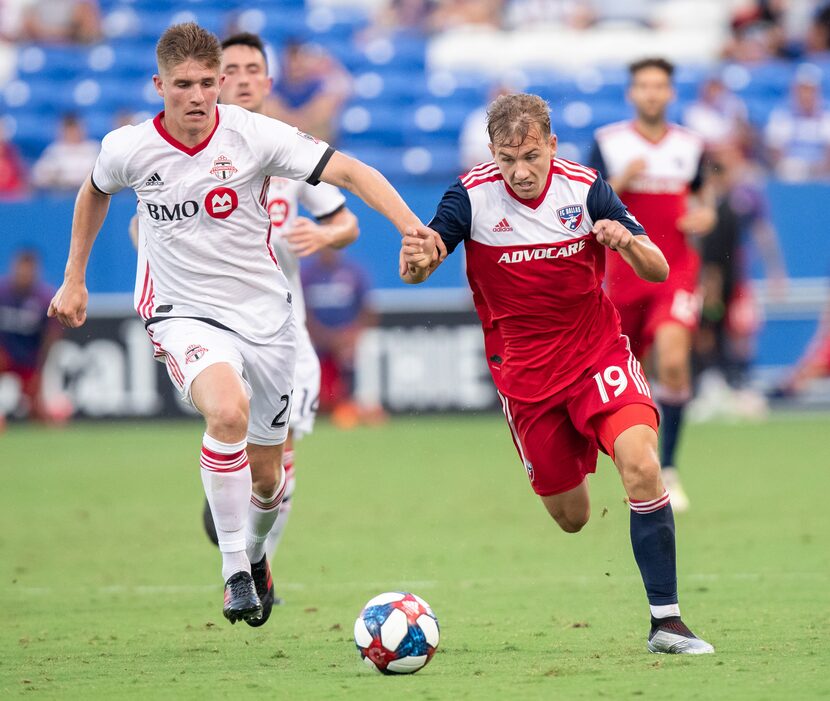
[144,172,164,187]
[492,218,513,232]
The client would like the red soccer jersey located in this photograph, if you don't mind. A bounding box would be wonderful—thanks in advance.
[429,158,645,403]
[591,121,704,302]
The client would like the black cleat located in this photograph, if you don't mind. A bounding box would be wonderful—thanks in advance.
[223,571,262,625]
[202,499,219,547]
[246,555,275,627]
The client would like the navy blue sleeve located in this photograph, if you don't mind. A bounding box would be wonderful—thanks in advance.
[427,179,472,255]
[586,139,608,178]
[690,154,705,193]
[587,175,647,236]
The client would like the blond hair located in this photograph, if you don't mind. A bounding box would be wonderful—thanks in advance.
[486,93,551,146]
[156,22,222,74]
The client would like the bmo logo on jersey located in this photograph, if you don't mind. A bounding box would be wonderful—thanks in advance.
[146,200,199,221]
[205,187,239,219]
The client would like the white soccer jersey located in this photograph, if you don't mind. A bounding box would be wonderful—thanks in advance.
[92,104,333,344]
[265,177,346,326]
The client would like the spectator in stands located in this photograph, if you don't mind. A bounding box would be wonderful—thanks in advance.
[430,0,504,30]
[19,0,101,44]
[0,121,27,198]
[683,75,754,154]
[302,248,382,428]
[503,0,593,29]
[368,0,438,36]
[803,3,830,58]
[270,40,351,145]
[0,249,62,427]
[722,0,788,62]
[764,64,830,182]
[31,113,100,192]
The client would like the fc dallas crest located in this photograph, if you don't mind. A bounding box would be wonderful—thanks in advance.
[210,154,238,181]
[557,204,584,231]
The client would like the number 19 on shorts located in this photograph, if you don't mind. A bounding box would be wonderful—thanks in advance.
[592,363,650,404]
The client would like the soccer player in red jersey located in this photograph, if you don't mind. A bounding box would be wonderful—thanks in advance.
[589,58,716,512]
[402,93,714,654]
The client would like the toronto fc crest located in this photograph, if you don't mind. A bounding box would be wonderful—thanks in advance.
[185,344,208,364]
[210,155,238,181]
[557,205,584,231]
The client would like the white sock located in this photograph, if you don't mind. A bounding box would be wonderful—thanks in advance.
[246,467,287,564]
[264,469,296,557]
[200,433,252,581]
[650,603,681,620]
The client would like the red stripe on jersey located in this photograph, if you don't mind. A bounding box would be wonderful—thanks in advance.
[136,263,151,319]
[462,162,498,185]
[464,173,504,190]
[555,158,597,181]
[259,176,271,208]
[153,108,220,157]
[551,164,594,186]
[265,222,280,268]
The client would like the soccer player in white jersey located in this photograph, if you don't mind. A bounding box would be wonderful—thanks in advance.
[48,22,439,626]
[197,32,360,601]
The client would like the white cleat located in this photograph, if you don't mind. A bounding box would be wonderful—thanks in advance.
[648,619,715,655]
[661,466,690,513]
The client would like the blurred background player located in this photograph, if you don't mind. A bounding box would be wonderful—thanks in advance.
[401,93,713,655]
[589,57,716,512]
[201,32,360,600]
[0,249,61,428]
[774,285,830,397]
[692,142,787,419]
[302,246,382,428]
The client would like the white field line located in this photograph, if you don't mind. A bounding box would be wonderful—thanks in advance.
[7,571,827,596]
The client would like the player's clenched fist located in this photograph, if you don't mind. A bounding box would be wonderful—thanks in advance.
[399,228,439,282]
[48,280,88,328]
[592,219,634,252]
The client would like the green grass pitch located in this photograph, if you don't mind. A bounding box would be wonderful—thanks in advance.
[1,413,829,699]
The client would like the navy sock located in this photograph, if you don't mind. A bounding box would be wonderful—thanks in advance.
[629,494,678,606]
[658,400,685,468]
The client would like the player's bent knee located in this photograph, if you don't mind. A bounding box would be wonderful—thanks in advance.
[205,402,248,437]
[553,511,589,533]
[545,501,590,533]
[617,453,662,495]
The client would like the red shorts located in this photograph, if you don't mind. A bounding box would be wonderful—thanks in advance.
[497,337,659,497]
[615,284,701,359]
[0,349,40,400]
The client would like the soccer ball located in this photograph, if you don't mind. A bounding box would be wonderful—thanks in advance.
[353,592,440,674]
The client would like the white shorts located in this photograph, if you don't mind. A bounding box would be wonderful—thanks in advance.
[148,317,297,445]
[291,325,321,440]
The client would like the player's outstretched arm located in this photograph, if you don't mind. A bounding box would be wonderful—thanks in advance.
[319,151,447,259]
[400,229,441,284]
[48,176,111,328]
[593,219,669,283]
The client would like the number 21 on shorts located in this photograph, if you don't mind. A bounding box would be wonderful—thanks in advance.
[592,364,650,404]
